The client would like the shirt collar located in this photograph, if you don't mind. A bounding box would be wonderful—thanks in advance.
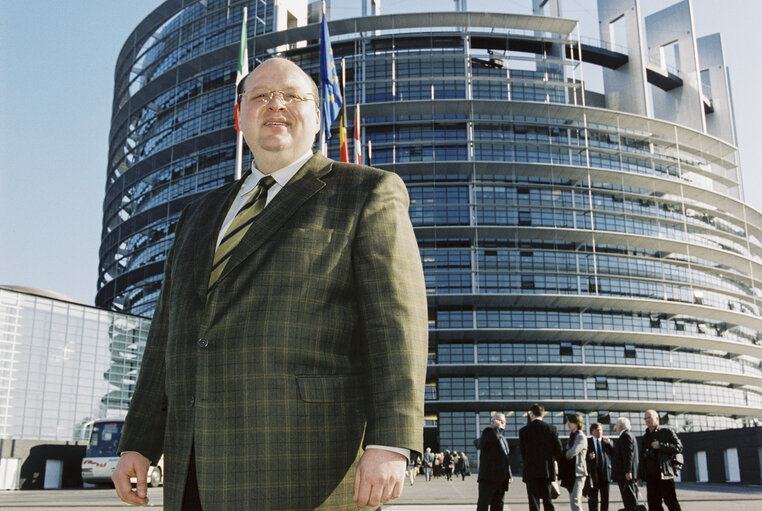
[239,150,314,197]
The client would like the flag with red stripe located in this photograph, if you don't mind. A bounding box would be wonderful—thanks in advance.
[354,104,362,165]
[339,114,349,162]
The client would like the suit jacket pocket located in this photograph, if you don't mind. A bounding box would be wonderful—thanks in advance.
[296,374,364,403]
[280,227,334,244]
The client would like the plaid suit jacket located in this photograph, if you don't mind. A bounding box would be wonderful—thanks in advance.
[118,153,429,510]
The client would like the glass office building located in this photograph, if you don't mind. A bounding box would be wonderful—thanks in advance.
[0,286,150,441]
[100,0,762,461]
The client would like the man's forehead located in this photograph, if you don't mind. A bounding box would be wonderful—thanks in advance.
[249,63,311,88]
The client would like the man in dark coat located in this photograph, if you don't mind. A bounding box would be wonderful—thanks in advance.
[443,450,454,481]
[612,417,640,511]
[477,413,513,511]
[586,422,613,511]
[638,410,682,511]
[519,403,563,511]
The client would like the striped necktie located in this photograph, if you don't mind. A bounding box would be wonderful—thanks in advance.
[208,175,276,291]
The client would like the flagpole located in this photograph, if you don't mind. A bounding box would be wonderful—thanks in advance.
[319,0,327,156]
[235,123,245,180]
[234,6,248,180]
[341,57,346,134]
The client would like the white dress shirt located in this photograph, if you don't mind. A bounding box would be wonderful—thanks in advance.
[215,150,313,248]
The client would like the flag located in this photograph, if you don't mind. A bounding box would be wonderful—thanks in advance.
[339,114,349,162]
[353,104,362,165]
[320,12,342,139]
[234,7,249,131]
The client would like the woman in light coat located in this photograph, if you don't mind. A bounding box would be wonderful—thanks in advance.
[564,413,588,511]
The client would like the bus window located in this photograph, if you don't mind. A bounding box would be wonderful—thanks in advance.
[86,421,123,458]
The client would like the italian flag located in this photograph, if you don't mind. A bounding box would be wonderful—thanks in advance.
[234,7,249,131]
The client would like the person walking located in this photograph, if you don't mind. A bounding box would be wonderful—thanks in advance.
[456,451,471,481]
[612,417,640,511]
[586,422,613,511]
[408,455,420,486]
[638,410,683,511]
[434,452,443,478]
[477,413,513,511]
[444,450,455,481]
[111,57,429,511]
[423,447,435,482]
[519,403,563,511]
[563,414,588,511]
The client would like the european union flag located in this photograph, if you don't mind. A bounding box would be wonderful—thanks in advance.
[320,15,342,139]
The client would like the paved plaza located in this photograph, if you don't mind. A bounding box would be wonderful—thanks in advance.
[0,477,761,510]
[384,476,762,510]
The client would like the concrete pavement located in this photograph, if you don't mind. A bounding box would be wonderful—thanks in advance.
[0,477,760,509]
[381,475,762,510]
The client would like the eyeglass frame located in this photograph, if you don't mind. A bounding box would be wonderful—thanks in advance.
[238,89,318,106]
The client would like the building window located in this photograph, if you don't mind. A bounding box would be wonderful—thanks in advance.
[560,342,573,356]
[595,377,608,390]
[724,448,741,482]
[624,345,637,359]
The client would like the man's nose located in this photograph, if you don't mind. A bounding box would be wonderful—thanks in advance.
[266,93,287,108]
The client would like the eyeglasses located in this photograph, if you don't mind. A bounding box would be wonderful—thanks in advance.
[238,90,315,105]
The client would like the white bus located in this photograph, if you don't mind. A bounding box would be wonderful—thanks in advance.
[81,418,163,487]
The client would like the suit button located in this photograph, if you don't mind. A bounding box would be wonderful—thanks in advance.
[198,338,209,348]
[189,395,195,407]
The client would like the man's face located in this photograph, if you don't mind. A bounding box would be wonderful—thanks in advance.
[644,412,658,431]
[591,427,602,439]
[238,59,320,167]
[491,415,506,431]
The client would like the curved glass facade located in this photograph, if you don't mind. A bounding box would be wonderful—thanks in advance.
[101,2,762,462]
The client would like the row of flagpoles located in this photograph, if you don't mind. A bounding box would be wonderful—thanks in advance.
[233,3,367,180]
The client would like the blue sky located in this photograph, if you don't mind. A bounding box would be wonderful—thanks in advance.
[1,0,761,306]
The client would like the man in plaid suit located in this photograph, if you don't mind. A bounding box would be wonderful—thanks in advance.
[113,58,429,510]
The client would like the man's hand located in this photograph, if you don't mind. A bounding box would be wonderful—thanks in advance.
[353,448,406,509]
[113,452,151,506]
[625,472,633,481]
[651,440,660,450]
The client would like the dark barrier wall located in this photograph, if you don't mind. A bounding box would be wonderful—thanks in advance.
[19,444,86,489]
[659,426,762,484]
[0,440,87,490]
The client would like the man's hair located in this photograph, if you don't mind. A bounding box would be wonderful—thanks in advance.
[529,403,545,417]
[492,413,506,421]
[237,57,320,106]
[567,413,584,430]
[590,422,601,434]
[645,409,659,422]
[616,417,631,431]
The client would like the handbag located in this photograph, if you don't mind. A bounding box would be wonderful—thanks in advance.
[550,480,561,499]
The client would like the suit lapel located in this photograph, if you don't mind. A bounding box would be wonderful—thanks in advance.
[211,153,333,291]
[192,176,249,302]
